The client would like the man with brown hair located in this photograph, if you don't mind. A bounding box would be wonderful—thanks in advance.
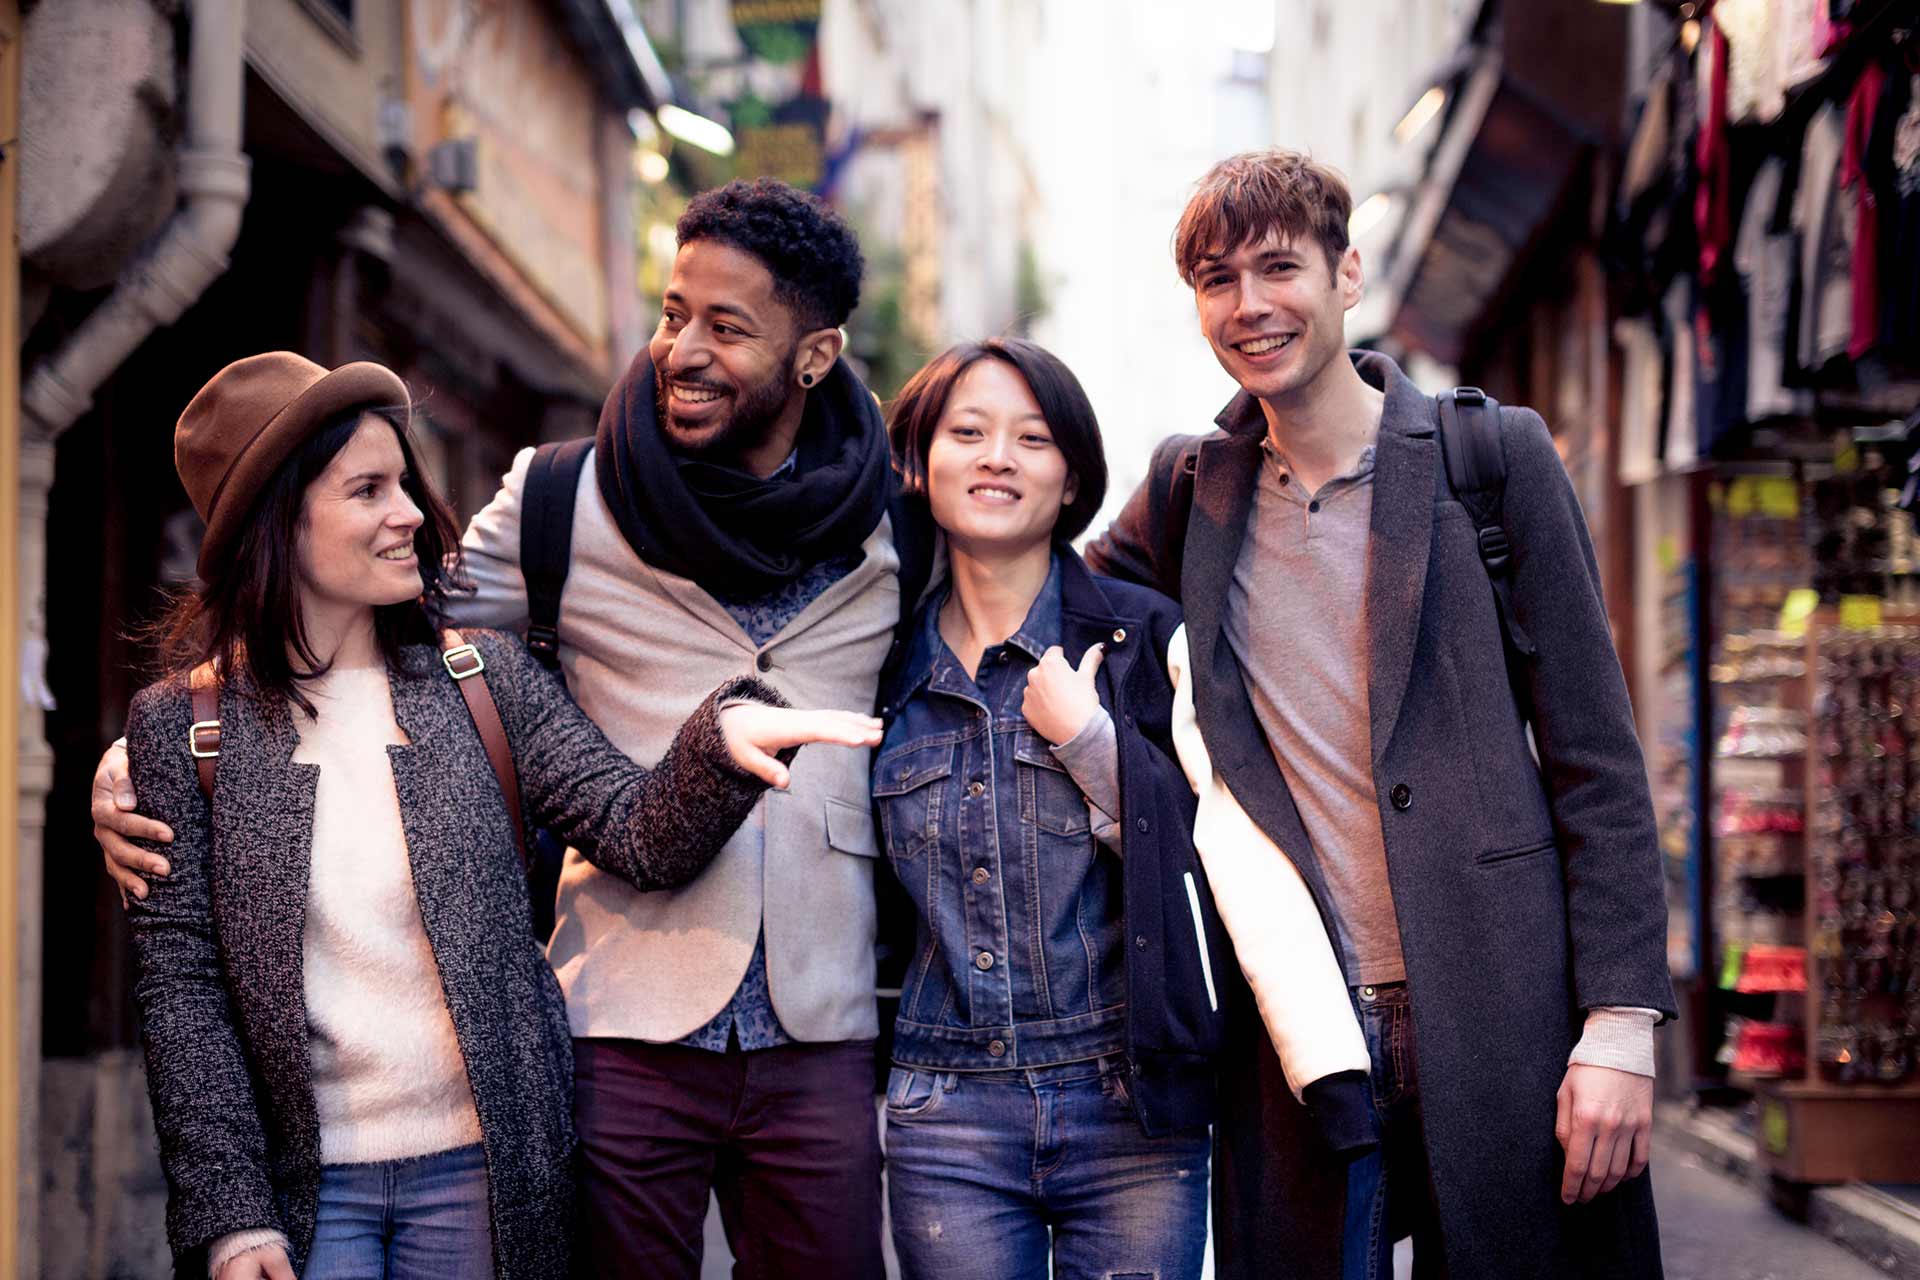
[1086,149,1672,1278]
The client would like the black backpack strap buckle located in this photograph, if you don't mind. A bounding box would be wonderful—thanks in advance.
[1477,524,1512,574]
[525,623,560,665]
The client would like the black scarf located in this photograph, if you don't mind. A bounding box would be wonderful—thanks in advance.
[594,352,891,601]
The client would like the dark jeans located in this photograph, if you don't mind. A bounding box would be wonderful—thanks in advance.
[1342,982,1446,1280]
[573,1036,885,1279]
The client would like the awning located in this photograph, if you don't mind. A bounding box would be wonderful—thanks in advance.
[1383,0,1635,364]
[556,0,674,114]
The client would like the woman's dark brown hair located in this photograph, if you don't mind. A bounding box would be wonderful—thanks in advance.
[887,338,1108,544]
[152,405,468,716]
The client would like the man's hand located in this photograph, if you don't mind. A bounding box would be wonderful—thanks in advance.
[1021,644,1103,747]
[718,704,883,790]
[91,740,172,907]
[216,1245,295,1280]
[1555,1063,1652,1204]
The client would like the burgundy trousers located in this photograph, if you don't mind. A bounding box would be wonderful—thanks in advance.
[572,1036,885,1279]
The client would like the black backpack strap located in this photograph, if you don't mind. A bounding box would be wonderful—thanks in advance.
[1435,388,1536,660]
[519,438,594,669]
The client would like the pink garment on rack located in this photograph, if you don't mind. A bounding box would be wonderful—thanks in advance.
[1696,20,1733,285]
[1842,58,1887,360]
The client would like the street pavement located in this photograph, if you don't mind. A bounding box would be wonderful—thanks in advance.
[1654,1149,1894,1280]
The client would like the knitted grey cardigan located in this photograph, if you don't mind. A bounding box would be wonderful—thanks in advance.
[123,629,777,1277]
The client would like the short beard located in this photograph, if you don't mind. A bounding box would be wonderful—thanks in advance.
[656,347,801,462]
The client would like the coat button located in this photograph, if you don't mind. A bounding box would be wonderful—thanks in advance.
[967,780,985,798]
[1111,628,1127,644]
[756,651,773,672]
[1390,783,1412,811]
[1124,713,1136,728]
[972,866,990,885]
[1135,816,1150,833]
[1135,935,1148,950]
[975,950,994,970]
[988,1039,1006,1057]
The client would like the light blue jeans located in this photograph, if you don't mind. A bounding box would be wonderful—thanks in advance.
[883,1056,1210,1280]
[304,1142,492,1280]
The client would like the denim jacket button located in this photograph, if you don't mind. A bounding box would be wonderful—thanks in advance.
[975,950,994,970]
[988,1039,1006,1057]
[971,867,990,885]
[967,780,985,798]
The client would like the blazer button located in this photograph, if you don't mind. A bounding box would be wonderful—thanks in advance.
[975,950,995,970]
[988,1039,1006,1057]
[756,651,773,672]
[1390,783,1413,811]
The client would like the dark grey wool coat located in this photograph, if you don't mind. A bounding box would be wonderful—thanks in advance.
[1085,352,1676,1279]
[123,630,774,1278]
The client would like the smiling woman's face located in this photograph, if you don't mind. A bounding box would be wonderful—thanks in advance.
[924,358,1077,558]
[296,415,426,618]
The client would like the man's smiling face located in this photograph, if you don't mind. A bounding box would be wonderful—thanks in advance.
[1191,229,1363,405]
[647,239,801,458]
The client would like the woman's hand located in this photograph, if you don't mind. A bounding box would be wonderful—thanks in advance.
[719,704,884,789]
[217,1245,295,1280]
[1022,644,1104,746]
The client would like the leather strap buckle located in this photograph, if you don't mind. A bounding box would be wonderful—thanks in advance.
[188,720,222,759]
[442,644,486,681]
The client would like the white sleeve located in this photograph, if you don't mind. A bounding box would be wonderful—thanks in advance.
[1166,626,1370,1101]
[450,446,538,631]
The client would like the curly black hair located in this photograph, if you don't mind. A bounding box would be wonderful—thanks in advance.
[676,178,864,332]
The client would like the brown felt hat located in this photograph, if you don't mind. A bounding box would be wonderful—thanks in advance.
[175,352,410,578]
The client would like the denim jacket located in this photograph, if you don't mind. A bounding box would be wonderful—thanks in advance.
[874,549,1227,1134]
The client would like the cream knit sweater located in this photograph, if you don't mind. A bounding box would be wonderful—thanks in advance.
[291,666,482,1164]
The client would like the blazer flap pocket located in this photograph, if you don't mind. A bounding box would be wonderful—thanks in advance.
[1476,837,1557,866]
[826,796,880,857]
[873,741,955,797]
[1012,731,1068,773]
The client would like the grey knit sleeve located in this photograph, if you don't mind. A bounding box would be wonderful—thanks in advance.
[122,682,285,1258]
[466,632,786,891]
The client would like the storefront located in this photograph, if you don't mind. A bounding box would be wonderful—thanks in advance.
[1608,0,1920,1185]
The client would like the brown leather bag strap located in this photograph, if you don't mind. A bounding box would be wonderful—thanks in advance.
[441,630,529,872]
[188,665,221,801]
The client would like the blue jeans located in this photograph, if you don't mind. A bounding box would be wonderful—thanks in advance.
[304,1142,493,1280]
[883,1056,1209,1280]
[1341,983,1446,1280]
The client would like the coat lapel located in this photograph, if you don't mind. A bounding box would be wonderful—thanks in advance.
[1179,423,1330,898]
[209,677,318,1111]
[1362,356,1442,767]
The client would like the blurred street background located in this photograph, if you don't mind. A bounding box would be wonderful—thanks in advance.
[6,0,1920,1275]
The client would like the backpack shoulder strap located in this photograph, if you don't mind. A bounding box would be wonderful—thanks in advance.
[1434,388,1535,659]
[519,438,594,669]
[188,664,220,801]
[441,631,530,873]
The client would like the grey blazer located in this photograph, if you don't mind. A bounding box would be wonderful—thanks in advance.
[123,629,773,1277]
[1087,352,1674,1279]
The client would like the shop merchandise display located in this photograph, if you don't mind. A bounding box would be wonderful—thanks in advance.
[1810,628,1920,1085]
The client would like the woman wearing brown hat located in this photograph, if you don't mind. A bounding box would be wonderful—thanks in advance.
[120,352,882,1280]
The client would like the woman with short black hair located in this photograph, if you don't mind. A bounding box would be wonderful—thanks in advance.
[875,338,1225,1280]
[121,352,880,1280]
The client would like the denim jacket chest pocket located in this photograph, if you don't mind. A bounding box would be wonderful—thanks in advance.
[1012,731,1092,838]
[873,740,955,862]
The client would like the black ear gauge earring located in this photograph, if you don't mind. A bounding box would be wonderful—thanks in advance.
[799,373,815,387]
